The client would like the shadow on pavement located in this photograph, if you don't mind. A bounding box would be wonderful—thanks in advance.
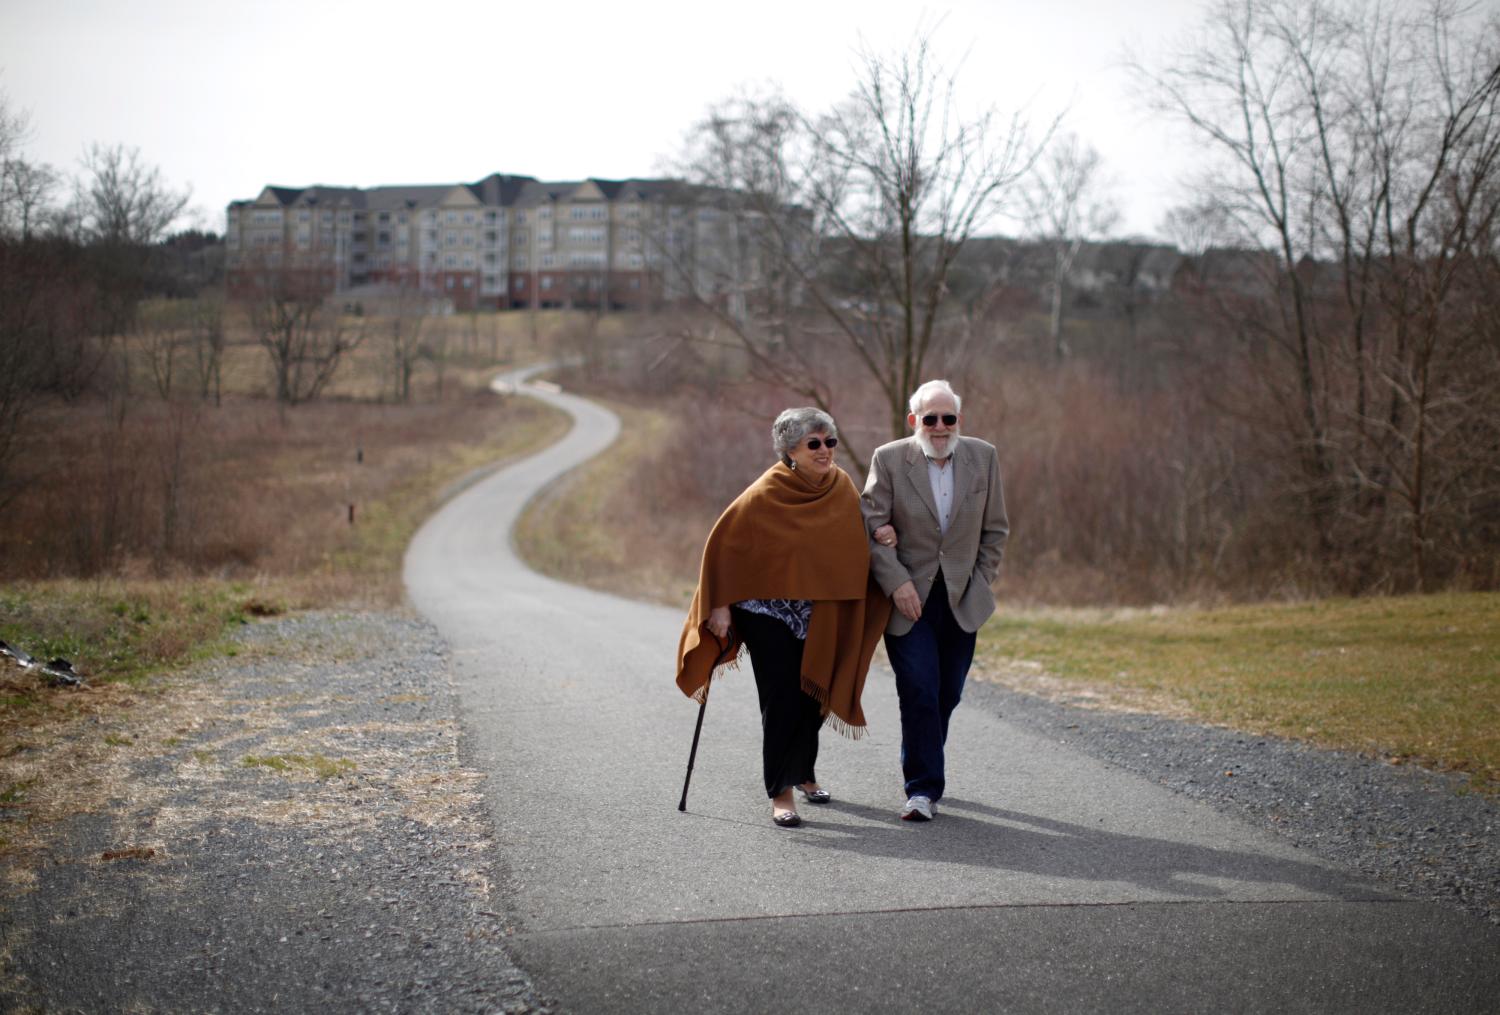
[791,795,1383,902]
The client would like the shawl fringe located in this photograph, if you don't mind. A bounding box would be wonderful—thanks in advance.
[688,646,743,705]
[801,673,867,740]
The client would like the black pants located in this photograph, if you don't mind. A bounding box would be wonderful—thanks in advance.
[732,607,823,798]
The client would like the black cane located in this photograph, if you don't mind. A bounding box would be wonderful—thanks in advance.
[678,631,732,812]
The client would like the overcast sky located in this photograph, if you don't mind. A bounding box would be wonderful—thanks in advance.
[1,0,1208,239]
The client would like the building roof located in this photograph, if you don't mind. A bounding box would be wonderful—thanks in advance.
[234,174,695,212]
[362,185,454,210]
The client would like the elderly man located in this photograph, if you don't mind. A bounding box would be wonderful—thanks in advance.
[862,380,1009,821]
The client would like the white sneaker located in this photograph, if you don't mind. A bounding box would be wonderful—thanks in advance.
[900,795,934,821]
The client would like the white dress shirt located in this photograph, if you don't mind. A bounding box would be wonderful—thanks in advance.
[927,456,955,535]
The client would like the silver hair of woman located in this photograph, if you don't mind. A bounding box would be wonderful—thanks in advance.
[772,407,838,470]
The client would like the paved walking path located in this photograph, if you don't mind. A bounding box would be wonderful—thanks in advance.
[404,369,1500,1014]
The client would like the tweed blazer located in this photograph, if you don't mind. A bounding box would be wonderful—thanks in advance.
[861,435,1009,637]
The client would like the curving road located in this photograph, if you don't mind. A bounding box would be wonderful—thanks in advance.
[405,368,1500,1013]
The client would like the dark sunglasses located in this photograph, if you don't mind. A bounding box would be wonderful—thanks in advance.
[804,437,838,450]
[921,414,958,427]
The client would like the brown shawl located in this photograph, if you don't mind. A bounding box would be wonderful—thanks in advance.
[675,461,891,737]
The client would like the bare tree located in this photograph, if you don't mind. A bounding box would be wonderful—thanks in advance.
[72,143,190,247]
[186,292,226,406]
[676,28,1051,467]
[1136,0,1500,590]
[1,158,57,240]
[1022,133,1120,360]
[243,257,366,407]
[137,299,190,400]
[68,143,194,407]
[0,89,33,235]
[378,271,431,403]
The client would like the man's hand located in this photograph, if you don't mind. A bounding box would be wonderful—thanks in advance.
[892,581,922,622]
[707,606,731,641]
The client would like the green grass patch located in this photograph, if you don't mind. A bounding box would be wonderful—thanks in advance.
[0,778,35,806]
[1,579,256,693]
[242,753,357,779]
[977,592,1500,788]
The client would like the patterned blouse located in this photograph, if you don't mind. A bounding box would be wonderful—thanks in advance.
[735,598,813,640]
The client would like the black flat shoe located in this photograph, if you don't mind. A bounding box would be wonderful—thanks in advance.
[798,785,831,804]
[772,810,802,828]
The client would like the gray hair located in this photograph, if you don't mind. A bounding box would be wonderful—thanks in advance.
[771,407,837,460]
[908,379,962,414]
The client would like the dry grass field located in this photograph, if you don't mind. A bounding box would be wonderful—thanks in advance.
[0,309,595,730]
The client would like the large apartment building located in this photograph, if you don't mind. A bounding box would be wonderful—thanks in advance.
[225,173,740,311]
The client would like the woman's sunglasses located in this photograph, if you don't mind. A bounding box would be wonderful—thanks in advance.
[804,437,838,450]
[921,414,959,427]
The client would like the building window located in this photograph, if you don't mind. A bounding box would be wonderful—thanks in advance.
[540,276,553,290]
[515,211,527,224]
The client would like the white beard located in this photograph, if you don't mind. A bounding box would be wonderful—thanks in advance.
[915,426,960,460]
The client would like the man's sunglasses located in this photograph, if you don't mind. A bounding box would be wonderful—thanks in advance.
[805,437,838,450]
[921,414,958,427]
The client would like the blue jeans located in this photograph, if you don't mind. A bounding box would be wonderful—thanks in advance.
[884,571,976,802]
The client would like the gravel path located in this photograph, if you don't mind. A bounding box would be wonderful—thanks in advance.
[0,610,553,1014]
[965,675,1500,927]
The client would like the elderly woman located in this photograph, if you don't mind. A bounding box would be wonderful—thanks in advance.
[676,408,890,828]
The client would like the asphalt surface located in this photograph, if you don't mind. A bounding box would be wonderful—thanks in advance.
[404,368,1500,1014]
